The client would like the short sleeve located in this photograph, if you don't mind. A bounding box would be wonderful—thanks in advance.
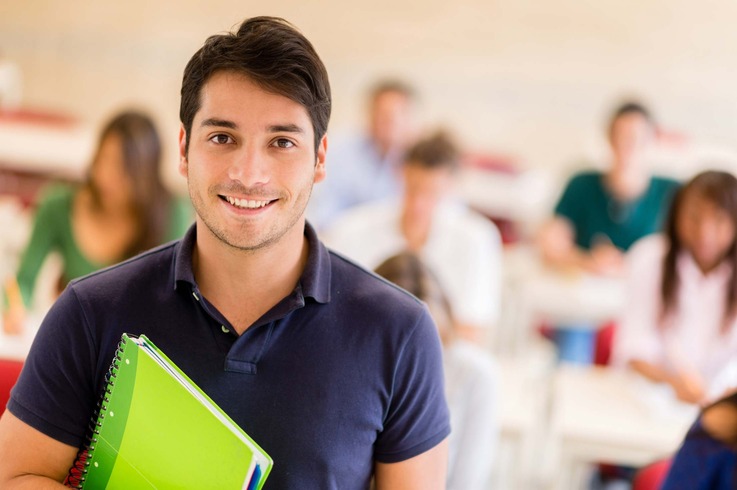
[554,173,589,225]
[374,308,451,463]
[7,286,99,448]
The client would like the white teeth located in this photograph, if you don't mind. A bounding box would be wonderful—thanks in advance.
[225,196,270,209]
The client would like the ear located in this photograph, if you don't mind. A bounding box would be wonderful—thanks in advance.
[313,134,328,184]
[178,125,189,177]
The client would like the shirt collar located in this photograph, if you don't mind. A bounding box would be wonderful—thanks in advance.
[173,222,331,304]
[677,249,732,283]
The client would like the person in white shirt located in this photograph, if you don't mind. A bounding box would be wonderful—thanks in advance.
[374,251,498,490]
[323,131,502,342]
[614,170,737,404]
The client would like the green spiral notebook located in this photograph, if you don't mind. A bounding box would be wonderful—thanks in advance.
[66,333,273,489]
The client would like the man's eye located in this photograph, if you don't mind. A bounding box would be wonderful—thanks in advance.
[274,138,294,149]
[210,134,232,145]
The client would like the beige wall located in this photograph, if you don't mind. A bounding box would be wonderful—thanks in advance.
[2,0,737,185]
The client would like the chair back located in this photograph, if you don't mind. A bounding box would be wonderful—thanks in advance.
[0,358,23,412]
[633,458,673,490]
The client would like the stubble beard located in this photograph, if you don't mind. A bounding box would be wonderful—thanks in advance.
[189,178,315,254]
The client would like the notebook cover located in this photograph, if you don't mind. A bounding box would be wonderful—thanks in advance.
[80,333,272,489]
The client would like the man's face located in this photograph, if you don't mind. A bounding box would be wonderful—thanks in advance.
[402,163,453,223]
[609,112,654,168]
[179,70,326,252]
[369,91,414,154]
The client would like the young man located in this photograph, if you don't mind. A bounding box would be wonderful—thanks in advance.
[324,131,502,343]
[0,17,449,489]
[538,102,680,275]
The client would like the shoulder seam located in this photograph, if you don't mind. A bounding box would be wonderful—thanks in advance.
[327,248,425,307]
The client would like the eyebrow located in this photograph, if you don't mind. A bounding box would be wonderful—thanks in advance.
[200,118,237,129]
[199,119,305,135]
[268,124,304,134]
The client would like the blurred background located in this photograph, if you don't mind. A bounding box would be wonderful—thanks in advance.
[3,1,737,488]
[3,0,737,185]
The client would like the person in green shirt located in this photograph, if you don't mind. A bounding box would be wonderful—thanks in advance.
[3,110,192,333]
[539,101,680,276]
[537,101,680,366]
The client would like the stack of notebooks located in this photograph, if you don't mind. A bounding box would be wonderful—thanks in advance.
[67,333,272,489]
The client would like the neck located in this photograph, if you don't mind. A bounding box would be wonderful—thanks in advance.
[83,187,136,221]
[694,256,725,276]
[193,218,309,334]
[400,210,432,252]
[605,163,648,200]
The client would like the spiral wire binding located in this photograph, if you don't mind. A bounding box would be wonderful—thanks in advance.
[65,340,125,488]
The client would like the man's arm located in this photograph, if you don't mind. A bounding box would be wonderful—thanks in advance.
[0,411,78,489]
[374,439,448,490]
[537,217,624,275]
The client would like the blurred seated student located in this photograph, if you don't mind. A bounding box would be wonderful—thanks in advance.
[307,79,417,230]
[613,170,737,405]
[660,389,737,489]
[324,131,502,342]
[2,110,192,333]
[539,101,680,276]
[374,251,498,490]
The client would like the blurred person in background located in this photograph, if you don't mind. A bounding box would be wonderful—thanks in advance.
[2,110,192,333]
[539,101,680,276]
[307,79,417,230]
[324,131,502,343]
[375,251,498,490]
[614,170,737,405]
[660,389,737,489]
[536,101,681,366]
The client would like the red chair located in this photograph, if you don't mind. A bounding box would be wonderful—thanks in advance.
[633,458,673,490]
[0,359,24,412]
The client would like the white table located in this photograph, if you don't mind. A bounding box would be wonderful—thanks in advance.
[550,365,697,490]
[498,246,627,356]
[0,111,93,179]
[0,323,39,361]
[0,308,44,361]
[494,338,557,489]
[456,166,556,233]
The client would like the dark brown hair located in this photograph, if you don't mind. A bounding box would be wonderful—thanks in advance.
[403,131,460,172]
[86,110,172,256]
[368,79,415,105]
[179,16,331,154]
[661,170,737,331]
[607,100,655,139]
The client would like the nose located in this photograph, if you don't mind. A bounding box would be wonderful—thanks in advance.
[227,146,270,186]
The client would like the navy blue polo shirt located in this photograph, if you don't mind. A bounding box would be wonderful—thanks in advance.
[9,224,450,489]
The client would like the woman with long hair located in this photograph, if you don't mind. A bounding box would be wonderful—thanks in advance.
[3,110,191,332]
[614,170,737,404]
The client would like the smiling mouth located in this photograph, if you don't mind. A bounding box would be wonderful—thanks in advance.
[221,195,275,209]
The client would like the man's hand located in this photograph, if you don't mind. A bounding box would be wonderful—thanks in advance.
[587,242,625,276]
